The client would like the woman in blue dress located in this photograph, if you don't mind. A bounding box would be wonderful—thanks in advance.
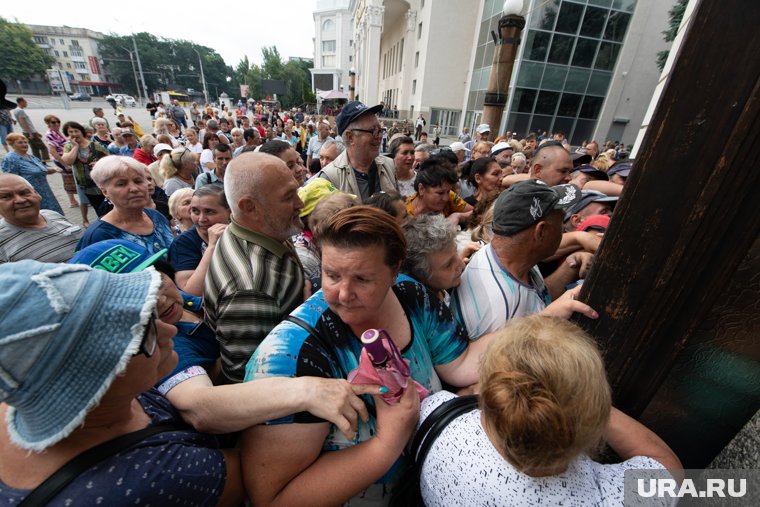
[1,133,63,214]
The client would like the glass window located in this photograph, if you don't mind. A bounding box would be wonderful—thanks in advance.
[557,93,583,116]
[63,51,68,57]
[553,117,575,140]
[579,95,604,118]
[322,19,334,31]
[54,50,59,57]
[513,88,538,113]
[415,51,419,68]
[573,119,597,144]
[524,30,551,62]
[588,0,612,6]
[418,22,422,39]
[565,68,591,93]
[587,71,612,95]
[531,115,554,134]
[604,11,631,42]
[412,80,417,95]
[516,61,544,88]
[580,7,608,38]
[530,0,560,31]
[612,0,637,13]
[595,42,621,71]
[322,55,336,67]
[548,34,574,65]
[535,90,560,115]
[572,38,598,67]
[60,39,64,44]
[507,113,531,139]
[482,0,497,21]
[484,44,495,66]
[321,40,336,53]
[555,1,585,34]
[542,65,568,91]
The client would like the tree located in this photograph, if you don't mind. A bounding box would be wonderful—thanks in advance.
[656,0,689,71]
[236,46,315,108]
[0,17,55,80]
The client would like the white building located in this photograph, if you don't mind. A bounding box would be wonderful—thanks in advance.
[339,0,673,145]
[28,25,114,96]
[311,0,355,95]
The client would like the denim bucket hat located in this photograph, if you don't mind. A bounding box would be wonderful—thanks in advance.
[0,260,161,451]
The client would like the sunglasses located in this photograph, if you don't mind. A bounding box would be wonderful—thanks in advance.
[134,309,158,358]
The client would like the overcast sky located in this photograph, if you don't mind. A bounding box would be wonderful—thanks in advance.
[5,1,317,67]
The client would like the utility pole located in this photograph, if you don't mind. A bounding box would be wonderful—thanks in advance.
[133,35,149,104]
[193,48,209,104]
[120,47,141,102]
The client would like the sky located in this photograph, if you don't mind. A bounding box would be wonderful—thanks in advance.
[5,1,318,67]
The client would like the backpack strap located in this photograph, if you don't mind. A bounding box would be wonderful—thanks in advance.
[18,423,181,507]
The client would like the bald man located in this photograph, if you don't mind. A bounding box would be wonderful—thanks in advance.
[501,141,574,188]
[0,173,82,263]
[204,152,306,383]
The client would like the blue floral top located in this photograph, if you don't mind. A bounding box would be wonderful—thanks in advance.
[1,152,63,215]
[76,208,174,255]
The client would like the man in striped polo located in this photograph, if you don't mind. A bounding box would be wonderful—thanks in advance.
[0,174,82,263]
[204,152,306,383]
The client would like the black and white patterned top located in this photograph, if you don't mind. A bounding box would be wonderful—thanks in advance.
[419,391,668,506]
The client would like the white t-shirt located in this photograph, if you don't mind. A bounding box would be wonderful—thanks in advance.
[451,244,551,339]
[200,149,215,172]
[419,391,670,507]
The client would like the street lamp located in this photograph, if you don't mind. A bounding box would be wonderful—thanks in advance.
[193,48,209,104]
[132,35,149,104]
[481,0,526,141]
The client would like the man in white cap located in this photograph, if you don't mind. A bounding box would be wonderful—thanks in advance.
[464,123,490,153]
[491,141,514,168]
[449,142,468,164]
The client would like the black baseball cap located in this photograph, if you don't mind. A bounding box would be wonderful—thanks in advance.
[493,180,581,236]
[574,164,608,181]
[336,101,383,135]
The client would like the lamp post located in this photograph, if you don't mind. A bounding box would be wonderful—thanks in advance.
[193,48,209,105]
[482,0,526,141]
[348,67,356,101]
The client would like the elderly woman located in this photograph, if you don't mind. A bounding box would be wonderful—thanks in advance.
[401,214,466,303]
[0,260,244,506]
[161,147,197,196]
[169,185,231,295]
[462,156,502,206]
[243,206,502,506]
[168,187,194,236]
[76,156,173,255]
[132,134,157,166]
[406,158,473,226]
[419,315,682,506]
[90,117,112,149]
[43,114,79,208]
[389,135,416,198]
[61,121,109,224]
[1,133,63,215]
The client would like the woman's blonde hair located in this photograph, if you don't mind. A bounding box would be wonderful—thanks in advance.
[592,153,612,172]
[479,315,611,476]
[153,118,173,136]
[160,147,191,180]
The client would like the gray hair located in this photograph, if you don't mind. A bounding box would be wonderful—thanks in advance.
[224,152,278,217]
[90,155,148,188]
[91,117,107,127]
[401,214,457,284]
[415,143,432,154]
[321,138,345,156]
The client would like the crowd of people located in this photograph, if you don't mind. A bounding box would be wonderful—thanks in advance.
[0,84,681,506]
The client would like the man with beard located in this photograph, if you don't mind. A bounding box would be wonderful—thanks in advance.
[204,152,305,383]
[319,101,397,203]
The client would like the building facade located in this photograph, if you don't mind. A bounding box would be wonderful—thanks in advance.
[28,24,115,96]
[311,0,355,95]
[340,0,672,145]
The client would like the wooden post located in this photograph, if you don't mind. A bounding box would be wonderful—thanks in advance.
[574,0,760,421]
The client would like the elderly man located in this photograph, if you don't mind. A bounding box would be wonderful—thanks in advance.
[204,152,305,383]
[0,173,82,263]
[168,99,187,129]
[89,107,111,130]
[318,138,344,169]
[562,190,617,232]
[490,141,514,168]
[233,128,262,157]
[306,120,333,168]
[452,180,594,339]
[464,123,490,152]
[449,141,468,163]
[319,101,397,202]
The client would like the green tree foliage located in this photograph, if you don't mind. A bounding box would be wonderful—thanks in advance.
[656,0,689,71]
[98,33,236,100]
[0,17,55,80]
[235,46,315,109]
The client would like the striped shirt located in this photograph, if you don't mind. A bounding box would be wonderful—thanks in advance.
[0,210,82,263]
[204,219,305,383]
[451,244,551,339]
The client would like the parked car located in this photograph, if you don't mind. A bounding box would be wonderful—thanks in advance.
[114,94,137,107]
[69,92,91,101]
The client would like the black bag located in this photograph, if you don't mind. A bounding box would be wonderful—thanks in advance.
[389,395,478,507]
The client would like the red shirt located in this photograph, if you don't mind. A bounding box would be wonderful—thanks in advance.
[132,148,157,166]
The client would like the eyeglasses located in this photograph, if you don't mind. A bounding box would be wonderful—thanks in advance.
[49,120,60,124]
[351,127,383,138]
[134,310,158,358]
